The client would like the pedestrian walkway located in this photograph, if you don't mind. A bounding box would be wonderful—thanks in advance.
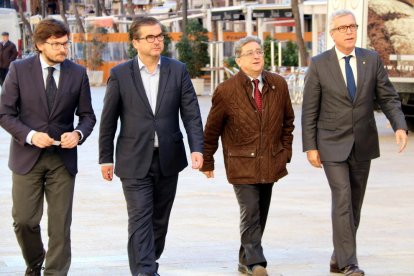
[0,87,413,276]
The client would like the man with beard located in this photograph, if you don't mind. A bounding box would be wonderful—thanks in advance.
[0,19,96,275]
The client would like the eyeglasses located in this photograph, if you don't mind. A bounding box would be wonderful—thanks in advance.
[331,24,359,33]
[137,33,165,43]
[239,49,264,58]
[44,41,72,50]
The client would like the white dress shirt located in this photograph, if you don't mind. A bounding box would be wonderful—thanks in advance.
[335,47,358,87]
[137,56,161,147]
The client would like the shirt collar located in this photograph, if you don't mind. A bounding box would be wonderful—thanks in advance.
[137,56,161,71]
[39,54,61,71]
[247,74,263,84]
[335,47,356,61]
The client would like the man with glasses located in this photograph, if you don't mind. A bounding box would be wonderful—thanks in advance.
[302,9,408,276]
[0,18,96,275]
[99,16,204,276]
[200,36,295,276]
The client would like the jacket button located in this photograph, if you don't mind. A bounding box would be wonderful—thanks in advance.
[251,153,254,156]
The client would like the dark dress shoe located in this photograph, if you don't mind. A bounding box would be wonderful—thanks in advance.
[25,250,45,276]
[330,261,364,276]
[25,266,43,276]
[343,265,364,276]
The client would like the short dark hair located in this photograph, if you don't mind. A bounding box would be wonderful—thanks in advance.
[1,32,9,36]
[129,17,161,41]
[33,18,70,52]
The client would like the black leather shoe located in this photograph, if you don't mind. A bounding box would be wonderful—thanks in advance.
[330,261,364,276]
[25,251,45,276]
[25,266,43,276]
[343,265,364,276]
[238,263,252,275]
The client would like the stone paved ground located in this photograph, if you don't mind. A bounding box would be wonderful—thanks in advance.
[1,86,413,276]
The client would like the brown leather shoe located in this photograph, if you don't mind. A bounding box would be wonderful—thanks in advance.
[238,263,252,275]
[252,265,268,276]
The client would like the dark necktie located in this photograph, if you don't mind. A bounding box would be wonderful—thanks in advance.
[252,79,262,112]
[344,55,356,101]
[46,67,57,111]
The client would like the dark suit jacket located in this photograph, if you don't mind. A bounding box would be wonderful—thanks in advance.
[0,40,18,69]
[302,47,407,162]
[99,56,204,178]
[0,55,96,175]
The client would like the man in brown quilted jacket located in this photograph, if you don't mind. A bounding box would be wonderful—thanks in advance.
[200,36,295,276]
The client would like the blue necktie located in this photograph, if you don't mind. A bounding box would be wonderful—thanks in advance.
[344,55,356,101]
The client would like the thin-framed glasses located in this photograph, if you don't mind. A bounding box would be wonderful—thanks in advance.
[331,24,359,33]
[44,41,72,50]
[137,33,165,43]
[239,49,264,58]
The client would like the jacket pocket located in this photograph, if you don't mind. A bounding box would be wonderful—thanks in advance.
[227,147,256,180]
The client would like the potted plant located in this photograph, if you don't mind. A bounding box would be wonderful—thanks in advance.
[176,19,209,95]
[84,26,107,86]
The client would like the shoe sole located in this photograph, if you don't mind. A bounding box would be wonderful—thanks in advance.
[252,266,268,276]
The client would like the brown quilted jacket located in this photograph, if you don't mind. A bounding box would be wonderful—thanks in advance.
[201,70,295,184]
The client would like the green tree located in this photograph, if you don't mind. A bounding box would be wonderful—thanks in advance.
[176,19,209,78]
[283,41,299,66]
[263,36,279,70]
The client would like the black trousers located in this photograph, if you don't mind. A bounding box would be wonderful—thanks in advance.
[12,151,75,276]
[323,147,371,269]
[121,149,178,276]
[0,67,9,86]
[233,183,273,268]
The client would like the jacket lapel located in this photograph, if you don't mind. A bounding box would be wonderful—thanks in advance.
[155,56,170,115]
[50,59,70,117]
[354,47,367,103]
[32,55,50,113]
[131,59,153,115]
[327,47,350,101]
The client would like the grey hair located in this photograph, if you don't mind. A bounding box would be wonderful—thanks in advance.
[234,36,262,58]
[329,9,356,30]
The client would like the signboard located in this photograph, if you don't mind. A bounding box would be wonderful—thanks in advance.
[252,9,293,20]
[211,10,244,21]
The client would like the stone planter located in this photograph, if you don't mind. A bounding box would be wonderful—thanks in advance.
[191,78,205,96]
[87,70,104,86]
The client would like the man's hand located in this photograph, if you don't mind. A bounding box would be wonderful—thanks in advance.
[191,152,204,169]
[202,171,214,178]
[306,149,322,168]
[60,131,80,149]
[101,165,114,181]
[31,132,54,148]
[395,129,408,153]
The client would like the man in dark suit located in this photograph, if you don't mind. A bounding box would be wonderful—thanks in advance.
[99,17,204,276]
[302,10,408,276]
[0,19,96,276]
[0,31,18,86]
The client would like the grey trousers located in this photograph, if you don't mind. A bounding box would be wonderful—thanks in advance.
[233,183,273,268]
[12,150,75,276]
[323,148,371,269]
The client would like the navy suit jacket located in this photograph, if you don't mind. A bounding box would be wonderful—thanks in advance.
[302,47,407,162]
[0,55,96,175]
[99,56,204,178]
